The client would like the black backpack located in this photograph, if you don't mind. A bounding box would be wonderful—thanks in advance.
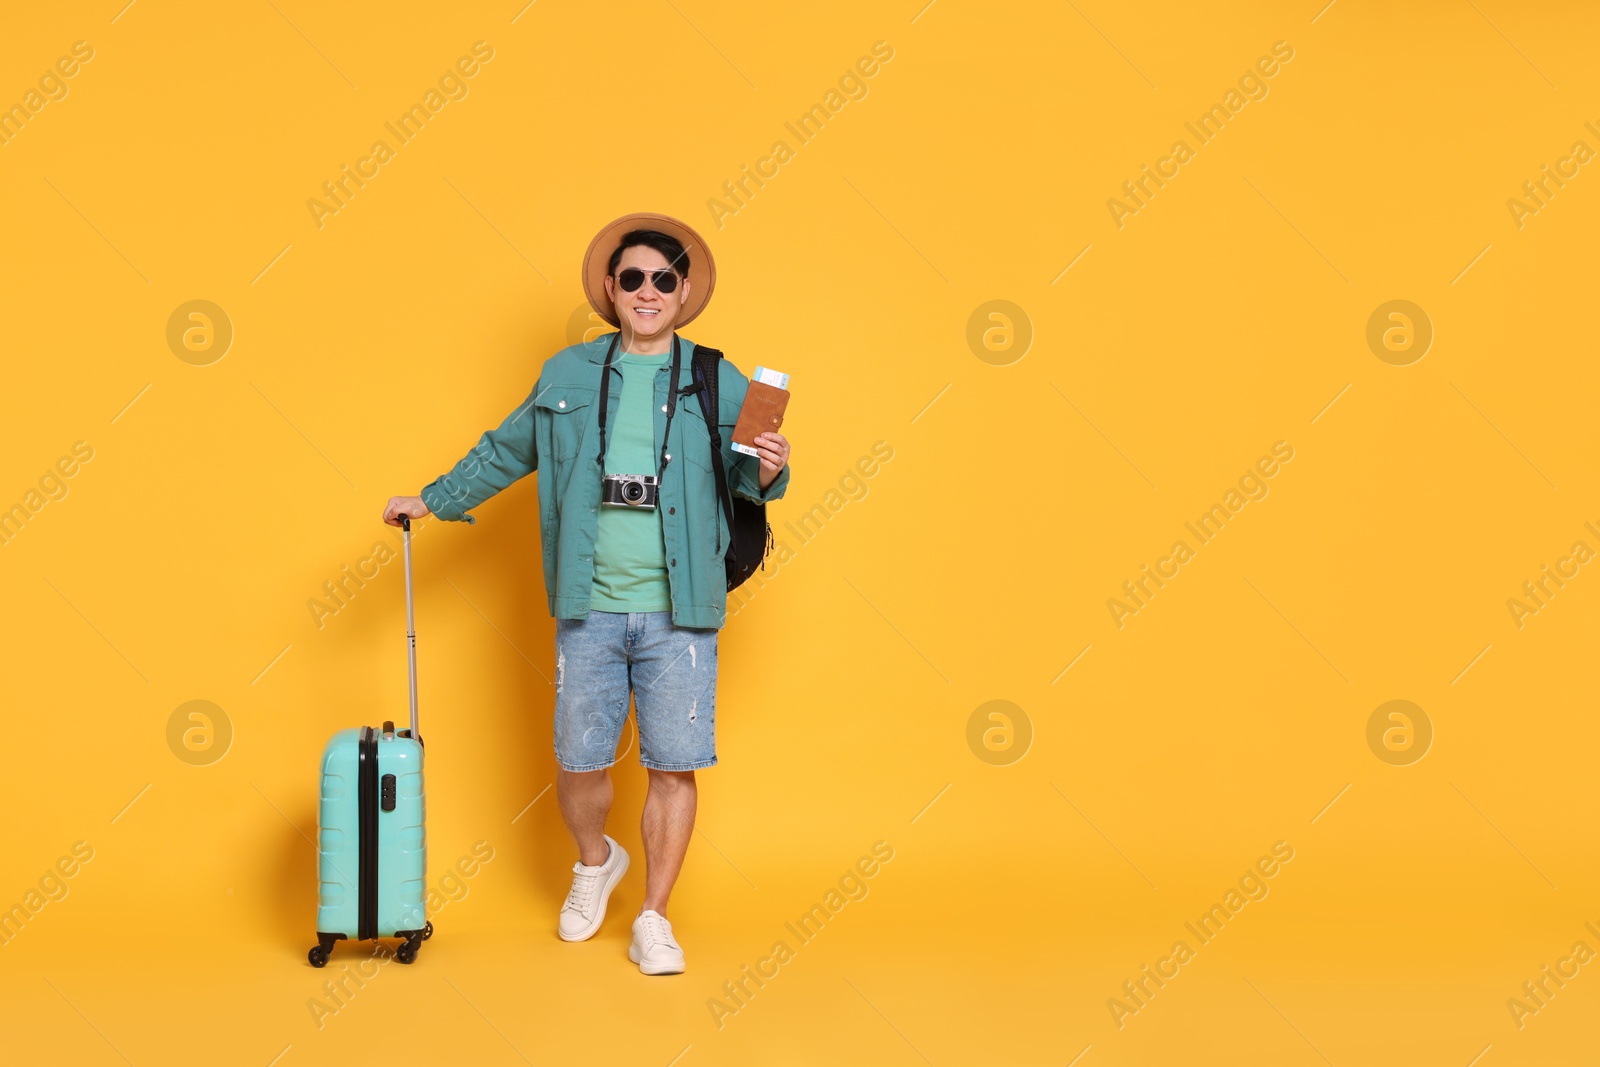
[689,345,774,591]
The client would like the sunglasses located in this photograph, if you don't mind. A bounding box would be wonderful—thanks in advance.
[614,267,681,294]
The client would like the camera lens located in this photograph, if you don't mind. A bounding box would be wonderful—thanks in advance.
[622,480,644,503]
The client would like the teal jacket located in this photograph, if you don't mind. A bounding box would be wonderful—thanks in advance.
[420,331,790,630]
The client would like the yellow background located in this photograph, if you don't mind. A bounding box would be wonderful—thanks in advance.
[2,1,1597,1064]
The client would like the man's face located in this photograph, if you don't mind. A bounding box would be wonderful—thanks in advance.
[604,244,689,342]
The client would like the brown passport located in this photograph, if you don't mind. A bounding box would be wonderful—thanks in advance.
[731,381,790,455]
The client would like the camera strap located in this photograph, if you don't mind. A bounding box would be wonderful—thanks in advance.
[595,330,684,480]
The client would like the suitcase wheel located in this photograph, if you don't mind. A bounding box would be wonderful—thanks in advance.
[423,921,434,941]
[396,942,418,965]
[308,946,330,968]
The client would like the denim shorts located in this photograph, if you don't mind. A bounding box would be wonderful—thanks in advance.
[553,610,719,772]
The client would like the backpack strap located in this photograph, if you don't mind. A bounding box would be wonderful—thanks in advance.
[690,344,736,555]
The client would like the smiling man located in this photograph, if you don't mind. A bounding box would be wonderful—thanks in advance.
[382,212,791,975]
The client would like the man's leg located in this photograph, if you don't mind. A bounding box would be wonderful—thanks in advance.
[551,611,633,941]
[640,769,696,914]
[552,610,632,858]
[627,611,714,974]
[558,767,614,867]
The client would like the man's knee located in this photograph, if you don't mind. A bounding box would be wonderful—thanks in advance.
[647,768,695,795]
[559,766,611,792]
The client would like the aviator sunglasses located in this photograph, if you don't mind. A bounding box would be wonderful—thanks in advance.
[614,267,681,294]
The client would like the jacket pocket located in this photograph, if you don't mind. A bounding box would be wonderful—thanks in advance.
[677,398,716,471]
[535,385,596,465]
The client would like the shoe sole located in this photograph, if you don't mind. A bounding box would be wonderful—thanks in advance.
[558,847,630,942]
[629,944,685,975]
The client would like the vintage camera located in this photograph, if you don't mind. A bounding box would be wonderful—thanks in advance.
[601,473,659,509]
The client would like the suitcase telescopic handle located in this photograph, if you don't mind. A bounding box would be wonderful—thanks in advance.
[401,515,419,743]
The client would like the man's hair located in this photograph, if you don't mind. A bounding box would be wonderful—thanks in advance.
[608,229,689,278]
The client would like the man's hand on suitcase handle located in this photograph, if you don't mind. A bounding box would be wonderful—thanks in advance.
[384,496,431,528]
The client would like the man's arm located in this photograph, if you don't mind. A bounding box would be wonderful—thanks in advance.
[388,383,541,526]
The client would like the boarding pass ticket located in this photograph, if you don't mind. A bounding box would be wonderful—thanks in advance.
[752,366,789,389]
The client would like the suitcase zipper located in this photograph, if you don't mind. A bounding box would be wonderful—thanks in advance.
[358,726,378,940]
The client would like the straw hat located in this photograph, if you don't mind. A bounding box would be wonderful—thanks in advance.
[581,212,716,328]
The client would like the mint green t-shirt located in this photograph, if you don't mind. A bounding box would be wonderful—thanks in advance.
[590,352,672,612]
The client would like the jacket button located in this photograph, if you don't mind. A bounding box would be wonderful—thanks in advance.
[558,400,566,409]
[668,507,675,515]
[661,404,668,412]
[670,559,676,567]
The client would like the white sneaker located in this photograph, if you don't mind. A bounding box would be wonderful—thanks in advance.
[629,909,686,975]
[558,835,629,942]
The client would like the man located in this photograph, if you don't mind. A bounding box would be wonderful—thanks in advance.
[382,212,791,975]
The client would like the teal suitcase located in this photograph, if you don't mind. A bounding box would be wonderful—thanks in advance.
[309,515,431,966]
